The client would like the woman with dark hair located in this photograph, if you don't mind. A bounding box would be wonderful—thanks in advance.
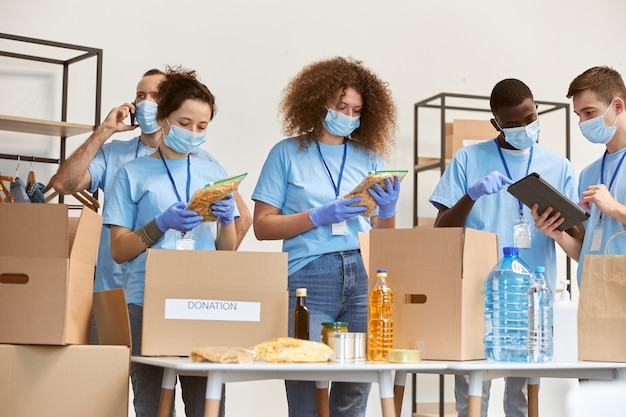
[252,56,400,417]
[105,66,236,417]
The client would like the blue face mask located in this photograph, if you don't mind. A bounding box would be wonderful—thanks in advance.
[135,100,160,134]
[162,119,206,154]
[322,108,360,137]
[501,119,540,149]
[579,101,619,144]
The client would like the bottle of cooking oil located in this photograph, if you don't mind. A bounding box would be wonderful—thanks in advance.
[293,288,309,340]
[367,269,394,361]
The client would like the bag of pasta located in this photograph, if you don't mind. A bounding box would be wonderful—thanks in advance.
[186,173,247,222]
[343,170,407,217]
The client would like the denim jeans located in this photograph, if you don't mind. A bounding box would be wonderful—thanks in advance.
[128,304,226,417]
[454,375,528,417]
[285,250,371,417]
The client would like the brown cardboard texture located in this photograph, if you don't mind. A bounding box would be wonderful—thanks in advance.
[0,344,129,417]
[0,204,102,345]
[142,249,288,356]
[366,227,498,360]
[445,119,496,159]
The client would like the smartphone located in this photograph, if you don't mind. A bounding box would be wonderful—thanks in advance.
[130,101,138,126]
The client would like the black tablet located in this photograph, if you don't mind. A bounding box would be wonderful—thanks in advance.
[507,172,590,231]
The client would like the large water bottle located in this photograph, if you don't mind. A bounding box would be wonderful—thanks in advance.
[484,246,533,362]
[527,266,553,363]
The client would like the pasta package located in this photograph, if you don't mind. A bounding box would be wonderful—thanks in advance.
[186,173,247,222]
[343,170,408,217]
[251,337,334,363]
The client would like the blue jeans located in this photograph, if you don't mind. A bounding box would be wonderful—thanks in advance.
[128,304,226,417]
[285,250,371,417]
[454,375,528,417]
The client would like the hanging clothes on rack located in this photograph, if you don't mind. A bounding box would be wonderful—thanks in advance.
[0,175,15,202]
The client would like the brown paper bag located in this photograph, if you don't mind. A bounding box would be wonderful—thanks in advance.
[578,231,626,362]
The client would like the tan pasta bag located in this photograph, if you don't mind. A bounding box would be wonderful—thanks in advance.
[578,231,626,362]
[343,170,407,217]
[186,173,247,222]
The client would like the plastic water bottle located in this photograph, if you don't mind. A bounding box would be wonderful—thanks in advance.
[552,280,578,362]
[527,266,553,363]
[484,246,533,362]
[367,269,394,361]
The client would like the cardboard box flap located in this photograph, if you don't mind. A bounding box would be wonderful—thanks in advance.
[69,207,103,264]
[93,288,131,348]
[0,204,68,258]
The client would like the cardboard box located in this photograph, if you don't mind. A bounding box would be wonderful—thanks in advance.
[0,344,129,417]
[0,204,102,345]
[365,227,498,360]
[445,119,496,159]
[142,249,288,356]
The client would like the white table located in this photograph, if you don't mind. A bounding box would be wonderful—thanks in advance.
[443,360,626,417]
[131,356,448,417]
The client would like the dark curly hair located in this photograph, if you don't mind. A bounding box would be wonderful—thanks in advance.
[490,78,534,114]
[280,56,397,158]
[156,65,216,121]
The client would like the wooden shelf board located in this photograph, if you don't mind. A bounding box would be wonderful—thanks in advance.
[0,114,93,137]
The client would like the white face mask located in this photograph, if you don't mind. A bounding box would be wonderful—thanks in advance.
[162,119,206,154]
[579,100,619,144]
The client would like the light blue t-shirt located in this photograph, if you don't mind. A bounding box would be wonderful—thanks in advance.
[577,147,626,287]
[429,138,579,294]
[89,137,220,292]
[252,137,383,275]
[103,152,235,305]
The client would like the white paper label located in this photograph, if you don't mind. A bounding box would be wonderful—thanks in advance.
[164,298,261,322]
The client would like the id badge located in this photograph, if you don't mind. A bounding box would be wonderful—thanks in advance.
[513,218,532,248]
[176,232,196,250]
[331,220,348,235]
[590,226,603,252]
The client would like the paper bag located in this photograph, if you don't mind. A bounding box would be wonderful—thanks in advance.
[578,231,626,362]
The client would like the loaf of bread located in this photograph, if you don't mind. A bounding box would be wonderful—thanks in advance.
[343,171,407,217]
[251,337,334,362]
[186,173,247,222]
[190,346,255,363]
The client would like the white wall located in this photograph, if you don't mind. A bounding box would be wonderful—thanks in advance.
[2,1,625,416]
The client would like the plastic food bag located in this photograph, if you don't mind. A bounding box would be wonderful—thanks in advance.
[186,173,247,222]
[343,170,407,217]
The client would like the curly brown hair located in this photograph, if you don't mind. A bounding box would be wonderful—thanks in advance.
[280,56,397,158]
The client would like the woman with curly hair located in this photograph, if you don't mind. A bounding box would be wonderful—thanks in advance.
[252,56,399,417]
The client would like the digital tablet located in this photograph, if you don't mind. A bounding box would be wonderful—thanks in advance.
[507,172,589,231]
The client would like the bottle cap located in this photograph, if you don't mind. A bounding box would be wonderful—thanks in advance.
[376,269,387,277]
[295,288,307,297]
[503,246,519,255]
[534,266,545,273]
[321,322,348,327]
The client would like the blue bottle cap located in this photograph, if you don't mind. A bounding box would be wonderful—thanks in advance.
[377,269,387,273]
[534,266,545,273]
[503,246,519,255]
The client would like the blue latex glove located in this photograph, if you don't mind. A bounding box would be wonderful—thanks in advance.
[467,171,513,201]
[309,197,366,228]
[155,201,203,232]
[211,193,236,225]
[368,176,401,219]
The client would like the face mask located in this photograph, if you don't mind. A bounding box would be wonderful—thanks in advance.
[501,119,540,149]
[579,101,619,144]
[322,108,360,137]
[135,100,160,134]
[162,119,206,154]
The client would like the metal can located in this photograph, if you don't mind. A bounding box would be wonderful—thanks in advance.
[320,321,348,345]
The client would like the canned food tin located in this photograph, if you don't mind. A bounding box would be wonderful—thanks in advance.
[352,332,366,361]
[328,332,355,361]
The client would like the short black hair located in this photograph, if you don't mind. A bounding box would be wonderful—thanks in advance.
[490,78,534,113]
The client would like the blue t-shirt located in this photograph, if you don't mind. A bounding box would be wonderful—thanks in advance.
[252,137,383,275]
[103,152,235,305]
[429,138,579,294]
[89,137,220,292]
[577,147,626,287]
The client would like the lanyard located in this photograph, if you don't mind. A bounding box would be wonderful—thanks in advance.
[157,147,191,203]
[598,149,626,222]
[495,139,534,217]
[135,138,141,158]
[316,140,348,198]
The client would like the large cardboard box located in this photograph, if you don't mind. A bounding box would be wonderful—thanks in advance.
[0,204,102,345]
[366,227,498,360]
[142,249,288,356]
[445,119,496,159]
[0,344,129,417]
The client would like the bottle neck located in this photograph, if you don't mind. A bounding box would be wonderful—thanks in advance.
[296,296,307,307]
